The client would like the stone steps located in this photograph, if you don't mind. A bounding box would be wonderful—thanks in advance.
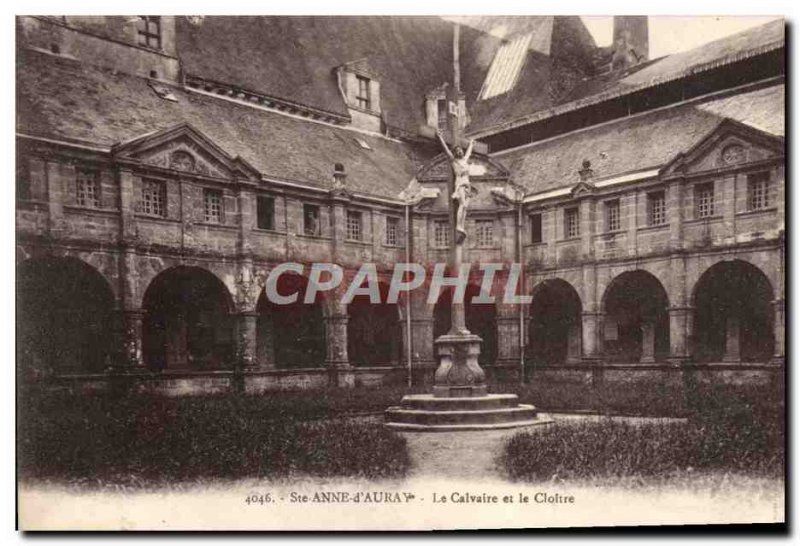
[384,393,553,432]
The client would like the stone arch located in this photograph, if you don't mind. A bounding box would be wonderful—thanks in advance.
[141,265,236,371]
[433,283,498,367]
[17,256,116,374]
[347,280,403,367]
[601,270,670,363]
[690,259,774,362]
[528,278,583,366]
[256,271,326,369]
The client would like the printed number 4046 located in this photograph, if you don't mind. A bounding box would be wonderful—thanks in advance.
[245,494,274,505]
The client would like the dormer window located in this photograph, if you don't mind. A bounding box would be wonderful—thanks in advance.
[356,75,371,110]
[137,16,161,50]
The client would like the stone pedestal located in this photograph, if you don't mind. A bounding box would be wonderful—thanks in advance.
[432,333,487,397]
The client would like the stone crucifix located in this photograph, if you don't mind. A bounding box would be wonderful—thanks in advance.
[436,129,476,245]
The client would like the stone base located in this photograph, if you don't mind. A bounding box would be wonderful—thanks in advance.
[384,393,553,432]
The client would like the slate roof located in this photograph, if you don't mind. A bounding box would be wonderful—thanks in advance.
[175,16,495,138]
[16,49,438,199]
[469,18,784,136]
[496,83,784,194]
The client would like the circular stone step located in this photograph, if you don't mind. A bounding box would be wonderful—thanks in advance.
[384,394,553,432]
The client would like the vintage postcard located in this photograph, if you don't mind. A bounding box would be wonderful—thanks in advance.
[15,13,785,531]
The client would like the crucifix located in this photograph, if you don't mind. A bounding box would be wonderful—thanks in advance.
[431,22,487,397]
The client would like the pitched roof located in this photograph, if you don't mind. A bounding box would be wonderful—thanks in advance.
[175,16,493,138]
[496,83,784,195]
[16,49,437,199]
[470,18,784,137]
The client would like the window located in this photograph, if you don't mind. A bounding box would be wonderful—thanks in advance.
[695,182,715,218]
[256,195,275,230]
[76,169,100,208]
[140,179,166,216]
[303,204,320,236]
[203,189,223,223]
[385,216,399,246]
[530,213,543,243]
[476,220,494,248]
[346,210,362,241]
[434,220,450,248]
[605,199,620,232]
[747,172,771,211]
[564,207,579,239]
[137,16,161,49]
[356,75,371,110]
[648,191,666,226]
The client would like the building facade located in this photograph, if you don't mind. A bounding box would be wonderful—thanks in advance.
[16,16,784,394]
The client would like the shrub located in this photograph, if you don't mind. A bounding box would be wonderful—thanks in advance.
[501,385,784,482]
[18,391,410,487]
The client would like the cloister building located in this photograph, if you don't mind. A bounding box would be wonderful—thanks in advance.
[16,16,784,394]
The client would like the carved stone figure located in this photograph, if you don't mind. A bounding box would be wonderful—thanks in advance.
[436,130,477,244]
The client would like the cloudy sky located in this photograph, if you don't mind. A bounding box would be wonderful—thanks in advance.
[580,16,781,58]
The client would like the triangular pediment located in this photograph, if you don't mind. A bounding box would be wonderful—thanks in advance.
[662,118,784,177]
[416,152,510,181]
[112,123,261,181]
[571,180,596,197]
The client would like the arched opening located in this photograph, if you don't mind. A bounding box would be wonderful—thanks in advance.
[142,266,234,371]
[347,282,401,367]
[602,270,670,363]
[528,279,583,365]
[692,260,774,362]
[17,257,115,374]
[256,272,325,368]
[433,284,497,367]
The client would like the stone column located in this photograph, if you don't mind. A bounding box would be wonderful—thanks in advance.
[640,322,656,363]
[236,311,259,369]
[324,311,350,369]
[256,312,276,369]
[668,307,691,361]
[773,298,785,363]
[496,304,521,368]
[581,312,602,360]
[723,314,741,362]
[411,317,435,367]
[566,324,582,363]
[120,309,145,369]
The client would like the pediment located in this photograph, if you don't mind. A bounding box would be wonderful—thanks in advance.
[416,153,510,182]
[662,118,784,177]
[112,123,261,181]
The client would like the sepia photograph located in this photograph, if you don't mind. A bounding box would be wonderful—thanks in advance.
[13,7,786,532]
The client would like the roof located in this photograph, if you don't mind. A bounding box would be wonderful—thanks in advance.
[16,49,438,199]
[470,18,784,137]
[467,16,597,133]
[175,16,494,138]
[496,83,784,194]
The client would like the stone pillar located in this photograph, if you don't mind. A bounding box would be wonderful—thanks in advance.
[640,322,656,363]
[668,307,691,361]
[46,160,68,237]
[496,305,521,367]
[567,324,582,363]
[121,309,145,369]
[581,312,602,360]
[255,311,276,369]
[773,298,785,363]
[324,311,350,369]
[723,314,741,362]
[236,311,259,369]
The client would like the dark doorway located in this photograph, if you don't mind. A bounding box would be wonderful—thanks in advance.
[692,260,774,362]
[256,272,325,368]
[17,257,115,374]
[529,279,583,365]
[347,282,401,367]
[142,266,234,371]
[602,270,670,363]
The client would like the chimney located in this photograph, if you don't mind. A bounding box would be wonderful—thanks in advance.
[611,16,649,70]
